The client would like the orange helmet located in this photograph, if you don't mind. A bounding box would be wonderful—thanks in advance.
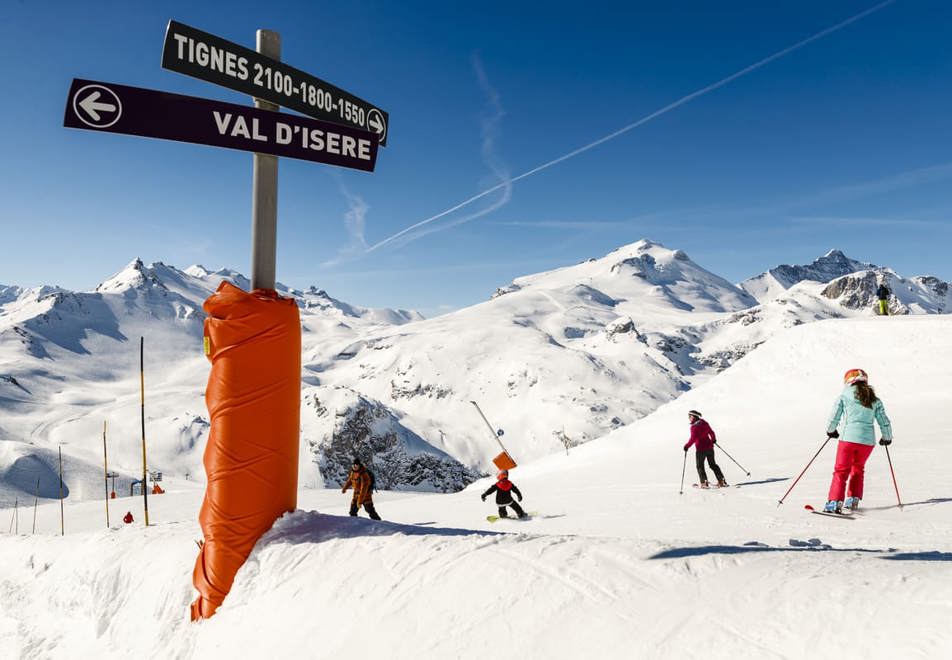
[497,470,509,480]
[843,368,868,385]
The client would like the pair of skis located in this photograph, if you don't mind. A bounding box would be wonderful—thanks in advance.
[804,504,857,520]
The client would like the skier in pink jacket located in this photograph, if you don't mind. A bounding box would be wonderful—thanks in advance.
[683,410,727,488]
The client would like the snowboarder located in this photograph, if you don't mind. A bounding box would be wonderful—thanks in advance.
[342,458,381,520]
[876,280,891,316]
[481,469,527,519]
[683,410,727,488]
[823,368,893,513]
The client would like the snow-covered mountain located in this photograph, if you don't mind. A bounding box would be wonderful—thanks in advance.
[305,240,762,469]
[739,249,875,302]
[3,314,951,659]
[2,242,950,508]
[0,259,427,506]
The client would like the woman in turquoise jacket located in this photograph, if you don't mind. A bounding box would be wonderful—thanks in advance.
[823,368,893,513]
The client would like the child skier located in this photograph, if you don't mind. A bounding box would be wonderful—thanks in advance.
[823,368,893,513]
[683,410,728,488]
[481,470,527,518]
[342,457,381,520]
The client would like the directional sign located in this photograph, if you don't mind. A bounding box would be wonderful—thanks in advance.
[64,79,378,171]
[162,20,389,146]
[72,84,122,127]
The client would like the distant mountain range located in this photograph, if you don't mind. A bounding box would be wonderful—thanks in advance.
[1,242,949,506]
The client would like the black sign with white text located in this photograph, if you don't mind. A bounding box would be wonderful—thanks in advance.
[162,20,389,146]
[63,79,378,171]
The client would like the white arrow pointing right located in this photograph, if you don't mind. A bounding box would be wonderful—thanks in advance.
[79,91,117,121]
[368,114,383,133]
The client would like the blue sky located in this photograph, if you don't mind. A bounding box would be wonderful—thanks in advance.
[1,0,950,315]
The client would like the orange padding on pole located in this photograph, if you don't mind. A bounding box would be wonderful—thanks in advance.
[492,452,517,471]
[190,281,301,621]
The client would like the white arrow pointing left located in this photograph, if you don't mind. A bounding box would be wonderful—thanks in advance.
[79,91,117,121]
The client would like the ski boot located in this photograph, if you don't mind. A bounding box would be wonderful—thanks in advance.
[717,479,729,488]
[699,481,710,489]
[844,496,861,511]
[823,500,844,514]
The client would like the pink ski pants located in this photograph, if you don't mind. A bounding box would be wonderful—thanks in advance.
[828,440,875,501]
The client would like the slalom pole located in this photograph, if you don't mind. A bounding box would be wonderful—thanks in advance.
[140,337,150,527]
[103,420,110,528]
[32,478,39,534]
[58,446,65,535]
[715,443,751,476]
[469,401,510,455]
[14,498,18,534]
[884,444,903,509]
[778,437,833,506]
[8,498,15,533]
[679,450,688,495]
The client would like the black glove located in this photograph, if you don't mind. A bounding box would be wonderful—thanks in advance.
[880,438,892,446]
[481,495,486,501]
[827,430,839,439]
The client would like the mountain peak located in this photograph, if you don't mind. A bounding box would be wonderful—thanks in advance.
[740,250,876,303]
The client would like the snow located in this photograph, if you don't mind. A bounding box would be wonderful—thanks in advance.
[2,314,951,658]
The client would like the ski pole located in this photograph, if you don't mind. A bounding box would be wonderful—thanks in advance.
[884,444,903,509]
[679,450,687,495]
[778,437,832,506]
[715,443,751,476]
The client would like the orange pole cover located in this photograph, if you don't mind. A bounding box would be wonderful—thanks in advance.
[191,282,301,620]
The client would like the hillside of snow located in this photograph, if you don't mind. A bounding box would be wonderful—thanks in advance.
[1,315,950,658]
[0,259,434,505]
[2,242,950,509]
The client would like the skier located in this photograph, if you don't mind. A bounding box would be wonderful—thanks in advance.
[342,458,381,520]
[823,368,893,513]
[876,280,891,316]
[481,469,527,519]
[683,410,727,488]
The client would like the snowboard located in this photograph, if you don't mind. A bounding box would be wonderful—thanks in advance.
[487,512,538,523]
[805,504,855,519]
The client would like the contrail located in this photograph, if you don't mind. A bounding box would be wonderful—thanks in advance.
[366,0,896,253]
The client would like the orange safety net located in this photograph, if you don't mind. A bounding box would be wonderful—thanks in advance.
[190,281,301,620]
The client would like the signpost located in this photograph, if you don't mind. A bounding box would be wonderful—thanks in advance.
[162,20,389,146]
[64,79,379,171]
[65,20,388,620]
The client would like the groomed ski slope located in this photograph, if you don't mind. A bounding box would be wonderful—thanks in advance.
[2,316,951,659]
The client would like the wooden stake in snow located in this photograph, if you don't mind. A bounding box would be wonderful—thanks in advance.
[32,478,39,534]
[140,337,150,527]
[58,446,64,536]
[103,420,110,529]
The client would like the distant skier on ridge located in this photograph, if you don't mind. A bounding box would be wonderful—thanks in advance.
[342,457,381,520]
[481,469,527,519]
[683,410,728,488]
[823,369,893,513]
[876,279,891,316]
